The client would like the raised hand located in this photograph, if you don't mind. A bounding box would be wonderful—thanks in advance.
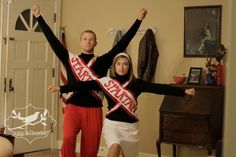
[31,4,41,18]
[138,8,148,21]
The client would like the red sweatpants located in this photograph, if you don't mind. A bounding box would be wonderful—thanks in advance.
[61,104,103,157]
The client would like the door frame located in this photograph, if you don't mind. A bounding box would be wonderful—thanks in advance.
[0,0,9,128]
[0,0,61,150]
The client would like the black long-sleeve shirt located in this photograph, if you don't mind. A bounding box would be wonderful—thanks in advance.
[37,16,142,107]
[60,77,186,123]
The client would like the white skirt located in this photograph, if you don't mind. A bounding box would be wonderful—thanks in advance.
[102,118,139,157]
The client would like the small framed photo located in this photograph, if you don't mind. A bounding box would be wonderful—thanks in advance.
[188,67,202,84]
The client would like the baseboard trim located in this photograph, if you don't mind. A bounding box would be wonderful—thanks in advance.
[57,140,168,157]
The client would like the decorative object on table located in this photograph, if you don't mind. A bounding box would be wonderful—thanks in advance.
[205,44,227,85]
[187,67,202,84]
[215,44,227,85]
[205,57,216,85]
[184,5,222,57]
[173,74,186,84]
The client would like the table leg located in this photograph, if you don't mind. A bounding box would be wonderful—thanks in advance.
[156,139,161,157]
[173,144,176,157]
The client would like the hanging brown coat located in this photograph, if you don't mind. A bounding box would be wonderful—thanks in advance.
[137,29,159,82]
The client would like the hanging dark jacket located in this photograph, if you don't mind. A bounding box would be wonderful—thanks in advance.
[112,30,127,53]
[137,29,159,82]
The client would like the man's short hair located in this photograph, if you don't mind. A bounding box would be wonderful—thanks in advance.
[80,30,97,41]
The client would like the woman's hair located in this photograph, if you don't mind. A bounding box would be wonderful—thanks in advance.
[109,53,134,82]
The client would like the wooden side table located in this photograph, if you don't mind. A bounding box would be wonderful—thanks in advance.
[156,85,224,157]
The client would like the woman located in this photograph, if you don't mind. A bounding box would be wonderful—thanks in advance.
[48,53,195,157]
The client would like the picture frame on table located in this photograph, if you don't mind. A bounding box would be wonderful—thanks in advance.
[187,67,202,84]
[184,5,222,57]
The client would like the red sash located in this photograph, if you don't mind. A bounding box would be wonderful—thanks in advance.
[65,53,104,102]
[97,77,138,120]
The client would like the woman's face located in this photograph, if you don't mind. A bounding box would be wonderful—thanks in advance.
[115,57,130,76]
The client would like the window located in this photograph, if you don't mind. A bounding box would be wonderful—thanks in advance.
[15,9,41,32]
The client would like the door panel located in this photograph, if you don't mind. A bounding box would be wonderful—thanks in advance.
[4,0,58,154]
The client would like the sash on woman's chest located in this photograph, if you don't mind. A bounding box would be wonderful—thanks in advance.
[97,77,138,120]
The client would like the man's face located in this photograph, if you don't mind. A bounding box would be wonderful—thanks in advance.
[80,32,97,54]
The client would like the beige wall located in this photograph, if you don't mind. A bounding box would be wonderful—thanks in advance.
[223,0,236,156]
[59,0,230,156]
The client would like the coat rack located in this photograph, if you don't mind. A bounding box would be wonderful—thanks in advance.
[107,27,157,35]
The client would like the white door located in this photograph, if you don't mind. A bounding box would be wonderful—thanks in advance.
[3,0,59,154]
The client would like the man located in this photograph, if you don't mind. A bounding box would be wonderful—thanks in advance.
[32,4,147,157]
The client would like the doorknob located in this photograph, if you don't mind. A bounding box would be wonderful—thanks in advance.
[9,78,14,92]
[9,37,15,41]
[50,121,56,133]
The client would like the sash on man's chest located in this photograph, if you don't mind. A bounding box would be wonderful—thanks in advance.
[67,53,104,102]
[97,77,138,120]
